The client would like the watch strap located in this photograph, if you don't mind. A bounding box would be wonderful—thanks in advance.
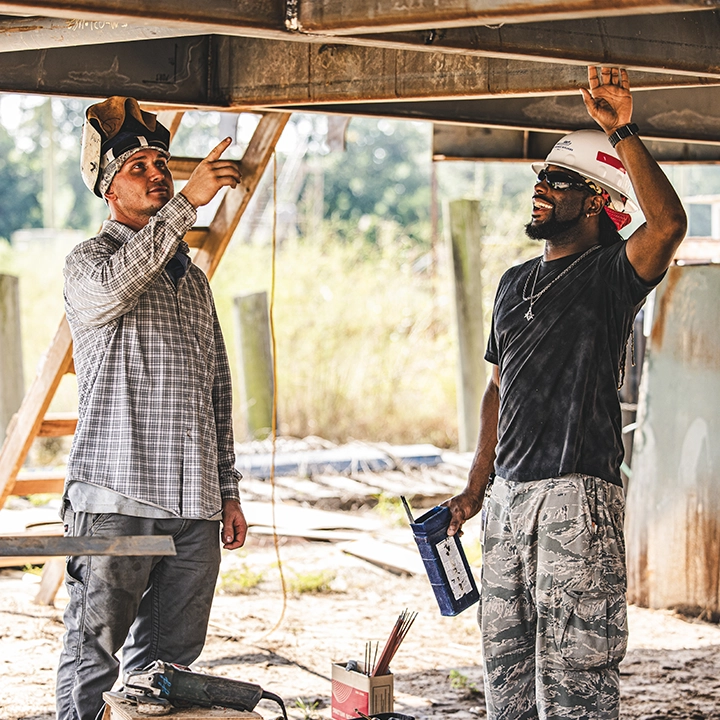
[608,123,639,148]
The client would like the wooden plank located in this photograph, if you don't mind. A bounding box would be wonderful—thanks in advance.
[34,556,65,606]
[337,538,426,576]
[103,692,261,719]
[185,227,209,248]
[193,112,291,279]
[168,156,202,180]
[37,412,78,437]
[247,526,364,542]
[0,535,176,557]
[243,500,381,532]
[13,470,65,495]
[0,316,73,509]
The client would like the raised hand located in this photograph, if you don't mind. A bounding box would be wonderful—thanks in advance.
[580,66,633,135]
[180,137,243,208]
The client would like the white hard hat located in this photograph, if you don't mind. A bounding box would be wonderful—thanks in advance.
[532,130,638,213]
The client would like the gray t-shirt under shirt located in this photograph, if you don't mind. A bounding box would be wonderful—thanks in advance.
[485,241,660,487]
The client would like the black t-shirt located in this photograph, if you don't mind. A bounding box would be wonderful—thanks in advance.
[485,241,660,487]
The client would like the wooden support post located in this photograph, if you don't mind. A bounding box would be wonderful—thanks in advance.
[445,199,485,452]
[0,274,24,437]
[234,292,274,440]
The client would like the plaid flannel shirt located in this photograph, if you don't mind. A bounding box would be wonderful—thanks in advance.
[63,193,241,519]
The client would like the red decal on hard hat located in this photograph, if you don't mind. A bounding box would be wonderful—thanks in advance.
[597,151,626,173]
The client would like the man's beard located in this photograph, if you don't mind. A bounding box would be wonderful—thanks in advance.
[524,206,584,244]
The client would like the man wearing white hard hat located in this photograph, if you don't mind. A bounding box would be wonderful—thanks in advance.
[445,67,686,719]
[57,97,246,720]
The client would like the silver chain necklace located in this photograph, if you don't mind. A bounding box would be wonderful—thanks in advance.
[522,244,601,322]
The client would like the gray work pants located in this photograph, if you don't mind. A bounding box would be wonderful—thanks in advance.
[480,474,627,720]
[56,510,221,720]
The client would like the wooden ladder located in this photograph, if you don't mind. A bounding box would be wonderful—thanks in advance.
[0,111,290,517]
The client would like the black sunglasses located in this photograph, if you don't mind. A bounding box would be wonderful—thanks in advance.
[537,168,600,194]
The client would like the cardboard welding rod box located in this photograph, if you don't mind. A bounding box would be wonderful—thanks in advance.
[331,663,394,720]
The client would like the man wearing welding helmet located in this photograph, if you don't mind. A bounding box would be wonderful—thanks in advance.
[445,67,687,719]
[57,97,246,720]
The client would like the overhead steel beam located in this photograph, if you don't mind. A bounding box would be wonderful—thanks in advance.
[1,8,719,84]
[359,12,720,79]
[0,1,287,36]
[432,124,720,163]
[0,35,713,106]
[295,0,719,34]
[0,15,202,53]
[279,86,720,144]
[0,35,212,103]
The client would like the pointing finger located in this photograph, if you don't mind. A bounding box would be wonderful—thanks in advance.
[205,136,233,163]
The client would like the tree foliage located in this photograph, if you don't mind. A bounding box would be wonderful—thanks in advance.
[0,122,42,242]
[317,117,432,246]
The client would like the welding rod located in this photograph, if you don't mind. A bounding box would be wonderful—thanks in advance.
[400,496,414,524]
[371,609,417,677]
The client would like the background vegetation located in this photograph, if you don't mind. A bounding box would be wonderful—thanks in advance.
[0,95,716,450]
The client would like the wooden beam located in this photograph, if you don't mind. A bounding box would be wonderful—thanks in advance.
[295,0,717,34]
[168,156,201,180]
[193,112,291,279]
[12,474,65,495]
[0,535,176,556]
[0,317,73,508]
[37,412,78,437]
[185,227,209,249]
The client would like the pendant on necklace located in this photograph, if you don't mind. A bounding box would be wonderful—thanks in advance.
[524,308,534,322]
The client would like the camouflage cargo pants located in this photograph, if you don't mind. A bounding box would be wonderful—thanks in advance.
[479,474,627,720]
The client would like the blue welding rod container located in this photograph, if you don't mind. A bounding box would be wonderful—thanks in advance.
[410,505,479,617]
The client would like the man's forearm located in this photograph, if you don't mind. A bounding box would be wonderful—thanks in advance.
[615,134,687,279]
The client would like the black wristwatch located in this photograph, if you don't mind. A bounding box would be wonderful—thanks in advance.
[608,123,639,148]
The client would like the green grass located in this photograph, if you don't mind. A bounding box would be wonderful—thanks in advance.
[217,564,264,595]
[449,669,481,696]
[293,697,321,720]
[287,569,336,594]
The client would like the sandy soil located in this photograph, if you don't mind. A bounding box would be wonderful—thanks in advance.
[2,507,720,720]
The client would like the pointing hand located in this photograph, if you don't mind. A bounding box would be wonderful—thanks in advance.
[180,137,243,208]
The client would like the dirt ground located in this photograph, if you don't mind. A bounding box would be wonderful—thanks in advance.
[2,505,720,720]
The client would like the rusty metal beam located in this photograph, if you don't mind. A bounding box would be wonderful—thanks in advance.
[0,15,202,53]
[0,1,287,36]
[283,86,720,144]
[0,35,713,108]
[295,0,718,34]
[432,124,720,163]
[2,10,720,83]
[358,12,720,80]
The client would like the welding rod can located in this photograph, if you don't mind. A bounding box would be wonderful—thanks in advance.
[410,505,479,617]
